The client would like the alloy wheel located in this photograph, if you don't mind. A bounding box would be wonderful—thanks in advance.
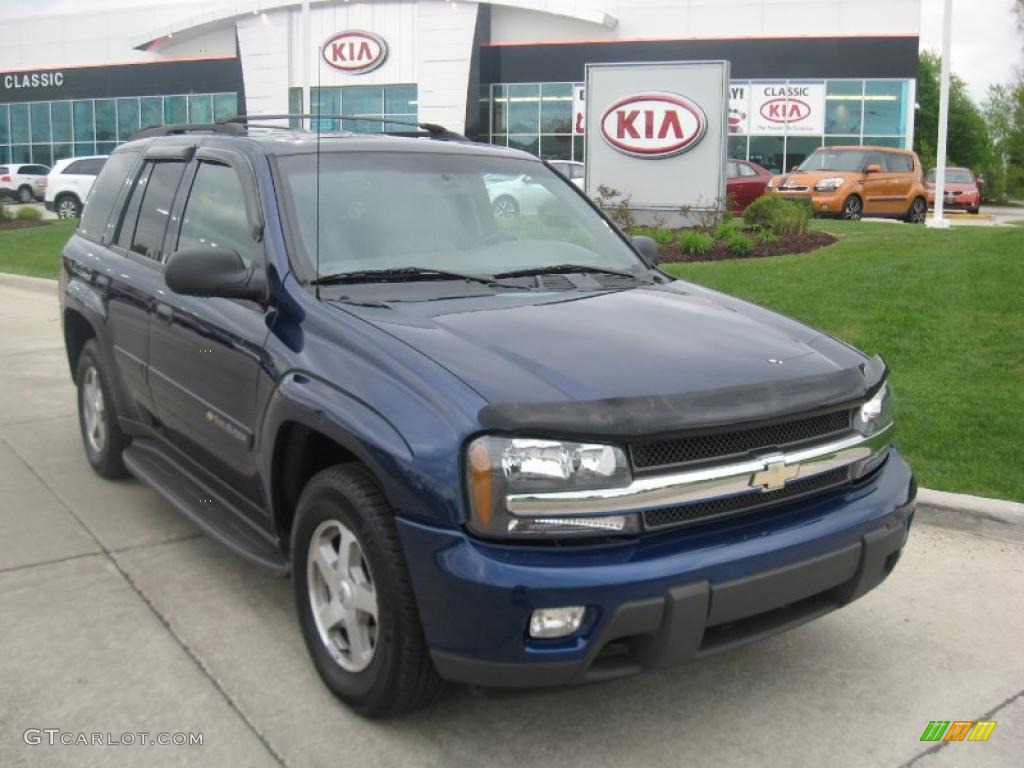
[307,518,379,673]
[843,197,862,221]
[492,196,520,219]
[58,198,79,219]
[81,366,107,454]
[909,198,927,224]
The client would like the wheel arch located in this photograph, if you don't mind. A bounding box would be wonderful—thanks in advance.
[63,307,97,384]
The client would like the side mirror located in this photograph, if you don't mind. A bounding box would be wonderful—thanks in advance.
[865,164,882,174]
[632,235,660,265]
[165,247,266,301]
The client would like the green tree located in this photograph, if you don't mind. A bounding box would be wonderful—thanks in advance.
[984,82,1024,199]
[914,52,997,196]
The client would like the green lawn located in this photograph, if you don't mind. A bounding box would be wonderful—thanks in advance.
[0,219,76,279]
[663,221,1024,502]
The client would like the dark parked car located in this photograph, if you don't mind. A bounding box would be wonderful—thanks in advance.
[59,118,915,718]
[726,159,773,211]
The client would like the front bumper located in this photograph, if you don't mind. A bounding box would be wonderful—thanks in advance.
[397,448,915,687]
[772,187,847,215]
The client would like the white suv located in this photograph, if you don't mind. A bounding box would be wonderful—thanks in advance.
[44,156,108,219]
[1,163,50,203]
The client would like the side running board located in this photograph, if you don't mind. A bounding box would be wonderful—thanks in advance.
[123,440,289,575]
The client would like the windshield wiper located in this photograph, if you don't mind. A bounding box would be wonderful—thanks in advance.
[493,264,642,280]
[312,266,498,286]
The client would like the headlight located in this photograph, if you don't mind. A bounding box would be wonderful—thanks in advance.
[814,177,846,192]
[767,176,778,189]
[465,436,638,539]
[853,382,894,437]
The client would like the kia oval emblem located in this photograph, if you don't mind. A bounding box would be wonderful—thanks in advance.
[322,30,388,75]
[759,97,811,125]
[599,92,708,159]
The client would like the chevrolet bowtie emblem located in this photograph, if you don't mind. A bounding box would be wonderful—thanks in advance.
[751,459,800,491]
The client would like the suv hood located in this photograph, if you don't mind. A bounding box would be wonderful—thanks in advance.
[778,170,858,187]
[332,282,877,435]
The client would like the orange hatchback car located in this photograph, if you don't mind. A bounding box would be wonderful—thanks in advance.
[768,146,928,223]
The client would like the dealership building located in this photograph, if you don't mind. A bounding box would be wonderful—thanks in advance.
[1,0,921,173]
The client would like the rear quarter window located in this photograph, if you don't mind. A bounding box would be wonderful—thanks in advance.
[65,158,106,176]
[886,153,913,173]
[78,151,139,243]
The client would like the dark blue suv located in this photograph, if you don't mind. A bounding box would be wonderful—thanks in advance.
[59,118,915,717]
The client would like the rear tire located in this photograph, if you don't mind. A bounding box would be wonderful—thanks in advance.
[56,194,82,219]
[492,195,520,219]
[841,195,863,221]
[293,464,441,718]
[17,185,33,204]
[76,340,129,479]
[905,196,927,224]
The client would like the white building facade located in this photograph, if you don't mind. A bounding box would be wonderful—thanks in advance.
[1,0,921,173]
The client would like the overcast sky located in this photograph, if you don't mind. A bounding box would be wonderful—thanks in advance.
[919,0,1022,102]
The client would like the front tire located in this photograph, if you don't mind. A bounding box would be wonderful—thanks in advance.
[905,196,927,224]
[841,195,863,221]
[492,195,520,219]
[56,194,82,219]
[293,464,441,718]
[76,340,128,478]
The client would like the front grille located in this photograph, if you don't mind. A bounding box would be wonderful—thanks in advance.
[780,185,809,192]
[642,466,851,531]
[631,409,852,471]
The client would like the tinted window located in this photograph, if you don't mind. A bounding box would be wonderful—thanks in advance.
[177,162,255,266]
[726,161,739,178]
[739,163,758,178]
[23,165,49,175]
[0,167,7,175]
[569,165,584,180]
[65,158,106,176]
[79,151,139,243]
[118,161,186,260]
[885,153,913,173]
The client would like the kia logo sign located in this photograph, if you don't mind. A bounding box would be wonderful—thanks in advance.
[322,30,387,74]
[600,92,707,158]
[759,98,811,124]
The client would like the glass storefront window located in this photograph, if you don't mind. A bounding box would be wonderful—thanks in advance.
[863,81,906,136]
[539,134,572,160]
[507,83,539,134]
[309,84,416,133]
[10,104,29,144]
[11,145,30,163]
[52,143,73,162]
[94,100,116,141]
[51,101,72,142]
[141,97,162,130]
[30,102,51,143]
[384,85,416,115]
[728,135,748,160]
[164,96,187,125]
[748,136,785,175]
[491,84,507,134]
[863,136,904,148]
[74,142,96,156]
[784,136,823,171]
[0,105,8,144]
[213,93,238,121]
[73,101,94,141]
[31,144,52,166]
[540,82,572,134]
[508,134,539,155]
[188,94,213,124]
[117,98,140,141]
[825,80,863,135]
[289,88,303,128]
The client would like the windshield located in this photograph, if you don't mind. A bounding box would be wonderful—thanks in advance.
[926,168,974,184]
[796,150,871,173]
[277,151,643,281]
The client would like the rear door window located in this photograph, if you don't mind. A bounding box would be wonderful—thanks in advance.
[79,151,139,243]
[66,158,106,176]
[116,160,186,261]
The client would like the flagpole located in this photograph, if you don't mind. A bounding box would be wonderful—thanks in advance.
[927,0,953,229]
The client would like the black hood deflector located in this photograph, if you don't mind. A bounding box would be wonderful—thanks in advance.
[477,355,887,440]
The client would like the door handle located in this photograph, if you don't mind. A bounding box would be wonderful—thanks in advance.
[155,304,174,324]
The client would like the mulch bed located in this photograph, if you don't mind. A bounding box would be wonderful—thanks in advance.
[659,230,838,264]
[0,218,51,231]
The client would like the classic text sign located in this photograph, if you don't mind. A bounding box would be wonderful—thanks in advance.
[322,30,388,74]
[749,83,825,135]
[585,61,730,225]
[600,91,707,158]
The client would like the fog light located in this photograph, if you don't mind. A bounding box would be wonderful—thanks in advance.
[529,606,586,639]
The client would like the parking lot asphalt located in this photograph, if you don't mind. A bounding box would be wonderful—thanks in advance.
[1,281,1022,768]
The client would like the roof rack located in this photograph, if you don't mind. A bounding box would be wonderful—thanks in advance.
[223,114,469,142]
[129,122,246,141]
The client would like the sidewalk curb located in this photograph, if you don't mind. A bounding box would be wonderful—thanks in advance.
[916,488,1024,541]
[0,272,57,295]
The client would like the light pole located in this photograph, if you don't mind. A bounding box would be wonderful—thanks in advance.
[927,0,953,229]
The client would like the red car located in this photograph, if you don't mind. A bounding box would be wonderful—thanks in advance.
[925,167,981,214]
[727,159,773,211]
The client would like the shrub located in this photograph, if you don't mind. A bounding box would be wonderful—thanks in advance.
[742,195,810,236]
[678,230,715,255]
[594,185,636,229]
[15,205,42,221]
[713,218,745,241]
[724,230,754,256]
[757,229,779,244]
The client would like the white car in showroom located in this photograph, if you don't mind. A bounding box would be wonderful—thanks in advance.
[44,156,108,219]
[485,173,560,218]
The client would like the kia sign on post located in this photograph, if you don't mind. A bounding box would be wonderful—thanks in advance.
[585,61,729,226]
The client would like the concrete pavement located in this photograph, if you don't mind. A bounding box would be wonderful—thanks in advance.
[1,282,1022,767]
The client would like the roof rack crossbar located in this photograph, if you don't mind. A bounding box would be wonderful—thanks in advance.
[221,114,468,142]
[129,122,246,141]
